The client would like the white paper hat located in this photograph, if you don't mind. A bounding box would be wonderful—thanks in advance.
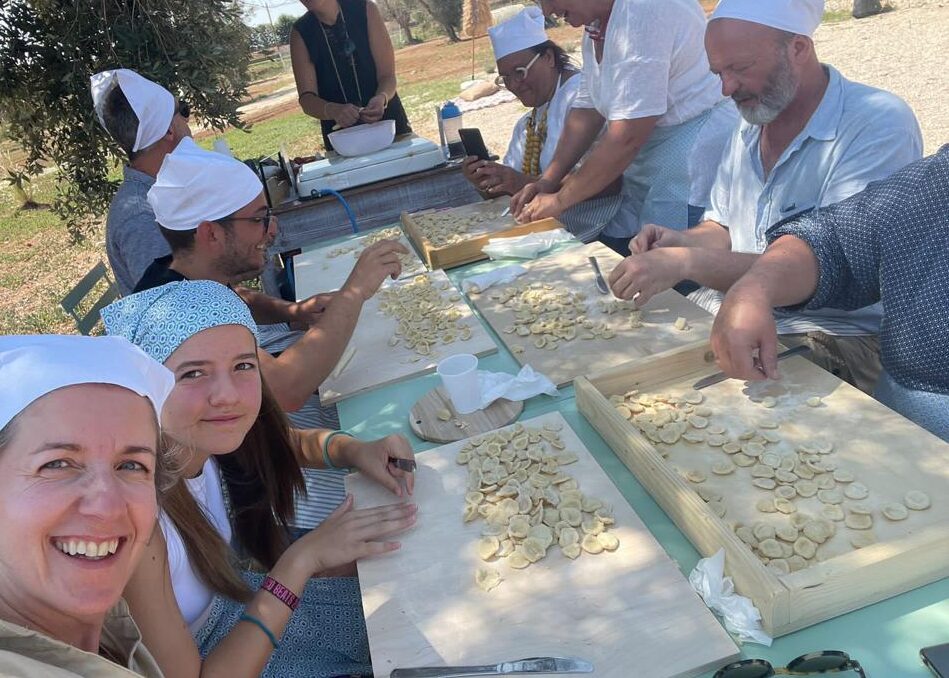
[710,0,826,38]
[488,6,549,60]
[147,137,263,232]
[90,69,176,152]
[0,335,174,431]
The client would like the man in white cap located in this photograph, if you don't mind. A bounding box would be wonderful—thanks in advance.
[135,137,406,423]
[92,69,192,295]
[607,0,923,394]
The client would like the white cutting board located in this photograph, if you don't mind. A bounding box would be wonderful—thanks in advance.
[318,270,498,405]
[293,226,427,299]
[347,412,739,678]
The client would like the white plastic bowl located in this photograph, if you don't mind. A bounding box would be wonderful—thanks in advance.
[328,119,396,157]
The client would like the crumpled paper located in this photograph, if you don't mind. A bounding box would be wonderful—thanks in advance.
[482,228,576,260]
[689,549,773,646]
[461,264,527,294]
[476,364,558,409]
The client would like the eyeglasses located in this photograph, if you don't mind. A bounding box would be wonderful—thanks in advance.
[176,100,190,119]
[494,52,542,88]
[714,651,866,678]
[218,208,275,232]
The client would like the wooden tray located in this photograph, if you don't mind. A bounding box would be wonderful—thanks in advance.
[408,385,523,443]
[347,412,738,678]
[575,342,949,637]
[469,242,713,388]
[317,270,497,405]
[401,196,562,270]
[292,225,426,298]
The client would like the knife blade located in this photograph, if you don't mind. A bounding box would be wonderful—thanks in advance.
[692,344,811,390]
[390,656,594,678]
[588,256,609,295]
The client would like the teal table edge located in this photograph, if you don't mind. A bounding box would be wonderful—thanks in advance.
[305,226,949,678]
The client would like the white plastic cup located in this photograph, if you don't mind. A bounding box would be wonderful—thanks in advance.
[436,353,481,414]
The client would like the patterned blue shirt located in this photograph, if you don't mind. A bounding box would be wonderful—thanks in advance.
[768,146,949,395]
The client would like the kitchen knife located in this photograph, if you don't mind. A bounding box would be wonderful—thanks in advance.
[588,256,609,295]
[691,344,810,390]
[390,656,594,678]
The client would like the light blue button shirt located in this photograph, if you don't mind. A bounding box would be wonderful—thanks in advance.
[703,65,922,335]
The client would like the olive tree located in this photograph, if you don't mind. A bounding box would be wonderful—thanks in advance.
[0,0,252,241]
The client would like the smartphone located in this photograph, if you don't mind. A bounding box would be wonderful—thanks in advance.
[459,128,497,161]
[922,643,949,677]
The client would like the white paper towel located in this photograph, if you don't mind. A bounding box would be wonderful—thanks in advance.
[689,549,773,646]
[481,228,576,260]
[477,364,558,408]
[461,264,528,294]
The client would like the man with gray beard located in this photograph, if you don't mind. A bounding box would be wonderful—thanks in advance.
[606,0,921,393]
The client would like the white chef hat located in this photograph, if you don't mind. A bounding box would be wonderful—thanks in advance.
[0,335,174,432]
[488,6,549,61]
[90,69,176,152]
[710,0,826,38]
[147,137,263,232]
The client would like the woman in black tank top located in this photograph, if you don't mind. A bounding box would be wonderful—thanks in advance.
[291,0,412,152]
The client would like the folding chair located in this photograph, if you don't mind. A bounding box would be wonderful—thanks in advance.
[59,261,120,335]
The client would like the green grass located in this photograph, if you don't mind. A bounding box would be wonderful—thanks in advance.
[397,77,463,128]
[197,111,325,160]
[823,9,853,23]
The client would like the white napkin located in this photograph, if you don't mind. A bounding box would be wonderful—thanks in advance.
[689,549,773,646]
[477,364,558,409]
[482,228,576,260]
[461,264,528,294]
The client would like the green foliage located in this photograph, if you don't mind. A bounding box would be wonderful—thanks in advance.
[274,14,298,45]
[0,0,252,242]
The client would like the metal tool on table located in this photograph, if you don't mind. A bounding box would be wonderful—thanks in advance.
[499,206,511,218]
[692,344,811,390]
[588,256,609,295]
[390,656,594,677]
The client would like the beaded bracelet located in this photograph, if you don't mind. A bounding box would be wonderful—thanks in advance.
[322,429,354,471]
[239,613,279,650]
[262,575,300,611]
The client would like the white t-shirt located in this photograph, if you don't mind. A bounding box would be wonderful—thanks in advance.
[158,457,233,632]
[573,0,723,127]
[503,70,581,172]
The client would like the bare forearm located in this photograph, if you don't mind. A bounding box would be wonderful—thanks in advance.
[235,286,294,324]
[290,427,354,468]
[679,249,762,293]
[542,109,604,184]
[678,221,733,249]
[375,74,396,102]
[730,236,820,307]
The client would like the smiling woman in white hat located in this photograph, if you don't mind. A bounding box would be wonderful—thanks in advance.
[511,0,739,254]
[0,335,173,676]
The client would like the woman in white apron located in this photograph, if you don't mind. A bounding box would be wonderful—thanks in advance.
[512,0,738,255]
[462,7,629,243]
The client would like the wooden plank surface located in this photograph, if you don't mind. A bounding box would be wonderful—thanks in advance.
[292,225,427,298]
[347,412,738,678]
[577,344,949,636]
[408,385,523,443]
[318,270,497,405]
[402,196,563,270]
[469,242,713,388]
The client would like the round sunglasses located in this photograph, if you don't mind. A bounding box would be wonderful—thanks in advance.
[714,651,866,678]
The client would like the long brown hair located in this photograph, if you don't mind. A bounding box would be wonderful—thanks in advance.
[160,378,307,601]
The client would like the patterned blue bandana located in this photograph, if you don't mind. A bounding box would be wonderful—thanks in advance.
[101,280,259,364]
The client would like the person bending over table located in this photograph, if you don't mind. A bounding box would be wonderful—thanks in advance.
[291,0,411,152]
[0,334,173,676]
[511,0,738,254]
[462,7,637,245]
[606,0,923,395]
[102,280,417,678]
[710,147,949,442]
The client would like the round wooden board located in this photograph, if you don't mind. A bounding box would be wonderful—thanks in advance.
[409,386,523,443]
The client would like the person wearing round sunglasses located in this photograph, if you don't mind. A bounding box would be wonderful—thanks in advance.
[92,69,194,296]
[290,0,412,152]
[714,650,866,677]
[510,0,739,254]
[462,7,637,245]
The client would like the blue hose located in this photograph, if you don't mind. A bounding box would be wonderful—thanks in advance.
[307,187,359,233]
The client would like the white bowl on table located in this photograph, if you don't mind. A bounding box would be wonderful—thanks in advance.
[328,119,396,157]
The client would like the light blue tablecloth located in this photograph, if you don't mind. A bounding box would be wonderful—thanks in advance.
[300,231,949,678]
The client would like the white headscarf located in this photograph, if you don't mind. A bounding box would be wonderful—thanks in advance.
[710,0,826,38]
[488,7,549,60]
[147,137,263,232]
[90,69,176,152]
[0,335,174,431]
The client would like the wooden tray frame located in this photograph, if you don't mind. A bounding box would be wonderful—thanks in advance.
[401,200,562,270]
[575,342,949,637]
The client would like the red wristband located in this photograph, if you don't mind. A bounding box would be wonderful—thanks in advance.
[261,575,300,611]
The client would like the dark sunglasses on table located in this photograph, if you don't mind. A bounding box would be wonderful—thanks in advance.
[218,208,275,231]
[714,651,866,678]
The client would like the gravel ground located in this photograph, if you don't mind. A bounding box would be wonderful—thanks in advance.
[465,5,948,157]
